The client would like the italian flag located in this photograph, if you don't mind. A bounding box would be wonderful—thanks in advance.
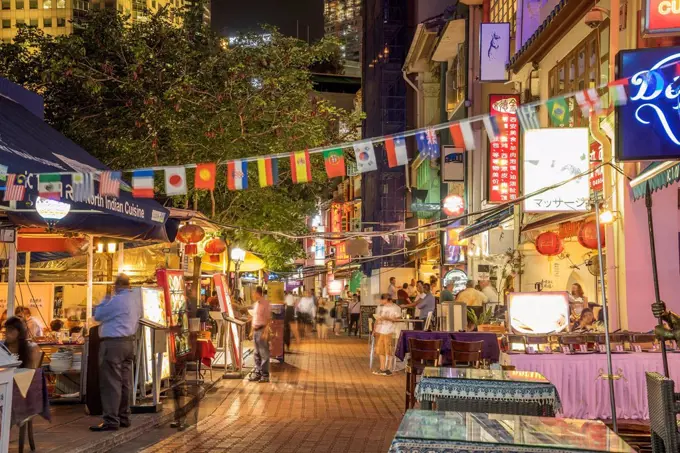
[38,173,62,200]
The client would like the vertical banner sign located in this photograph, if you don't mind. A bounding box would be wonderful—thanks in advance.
[488,94,520,203]
[643,0,680,36]
[213,274,241,368]
[589,141,604,192]
[480,23,511,82]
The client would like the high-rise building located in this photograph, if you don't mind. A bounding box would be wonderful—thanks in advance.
[324,0,361,63]
[185,0,209,26]
[0,0,180,43]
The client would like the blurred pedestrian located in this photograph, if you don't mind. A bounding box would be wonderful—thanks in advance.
[283,291,295,351]
[249,286,271,383]
[348,295,361,336]
[297,290,316,337]
[317,299,329,340]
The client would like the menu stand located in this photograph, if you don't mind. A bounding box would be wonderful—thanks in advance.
[209,312,227,368]
[223,315,246,379]
[132,319,167,413]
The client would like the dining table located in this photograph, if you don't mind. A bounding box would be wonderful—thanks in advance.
[389,409,635,453]
[415,367,561,416]
[394,331,501,364]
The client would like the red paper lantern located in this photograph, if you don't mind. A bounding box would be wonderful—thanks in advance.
[535,231,563,257]
[204,237,227,262]
[176,223,205,255]
[578,221,605,249]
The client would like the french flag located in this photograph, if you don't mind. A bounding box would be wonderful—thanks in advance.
[227,160,248,190]
[132,169,154,198]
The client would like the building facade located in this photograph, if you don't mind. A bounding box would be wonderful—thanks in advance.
[324,0,361,68]
[0,0,183,43]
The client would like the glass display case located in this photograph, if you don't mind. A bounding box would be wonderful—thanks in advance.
[140,287,171,382]
[156,270,190,361]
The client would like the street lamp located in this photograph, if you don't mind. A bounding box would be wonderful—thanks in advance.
[231,247,246,296]
[35,197,70,230]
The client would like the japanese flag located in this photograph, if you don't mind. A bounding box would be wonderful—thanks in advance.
[165,166,187,196]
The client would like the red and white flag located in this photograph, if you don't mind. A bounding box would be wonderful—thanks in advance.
[3,174,25,202]
[384,136,408,167]
[574,88,603,115]
[449,122,475,151]
[99,171,121,198]
[164,166,187,196]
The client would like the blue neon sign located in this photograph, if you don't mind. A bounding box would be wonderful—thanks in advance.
[616,47,680,161]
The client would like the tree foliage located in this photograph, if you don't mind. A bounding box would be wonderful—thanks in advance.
[0,6,362,270]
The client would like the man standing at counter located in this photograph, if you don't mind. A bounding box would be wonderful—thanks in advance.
[90,274,142,432]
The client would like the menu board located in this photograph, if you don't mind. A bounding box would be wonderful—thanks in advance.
[156,270,190,361]
[360,305,377,335]
[488,94,520,203]
[213,274,241,368]
[507,292,570,334]
[140,287,171,383]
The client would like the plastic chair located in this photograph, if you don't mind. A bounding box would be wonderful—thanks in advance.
[646,371,680,453]
[450,339,484,368]
[405,338,441,411]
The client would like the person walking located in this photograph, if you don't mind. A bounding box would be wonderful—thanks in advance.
[249,286,271,383]
[283,291,295,351]
[348,295,361,336]
[297,290,316,337]
[373,294,401,376]
[90,274,142,431]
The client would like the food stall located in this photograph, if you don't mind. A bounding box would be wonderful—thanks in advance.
[501,291,678,420]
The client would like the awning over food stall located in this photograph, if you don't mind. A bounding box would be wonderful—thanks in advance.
[458,206,514,240]
[521,212,590,234]
[630,161,680,201]
[0,87,178,242]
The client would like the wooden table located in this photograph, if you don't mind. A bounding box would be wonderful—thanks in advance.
[389,409,635,453]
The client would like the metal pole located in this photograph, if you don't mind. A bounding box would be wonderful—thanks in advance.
[7,233,17,317]
[645,185,670,377]
[86,235,94,330]
[594,197,617,433]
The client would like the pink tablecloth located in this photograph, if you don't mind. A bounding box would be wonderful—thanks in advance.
[506,352,680,420]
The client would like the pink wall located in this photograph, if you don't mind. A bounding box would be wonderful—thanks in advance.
[624,182,680,331]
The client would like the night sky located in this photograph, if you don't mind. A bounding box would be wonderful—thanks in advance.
[212,0,324,41]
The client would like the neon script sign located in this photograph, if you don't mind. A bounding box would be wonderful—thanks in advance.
[616,47,680,161]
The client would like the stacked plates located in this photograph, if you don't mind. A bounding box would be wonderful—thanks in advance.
[49,351,73,373]
[71,352,82,372]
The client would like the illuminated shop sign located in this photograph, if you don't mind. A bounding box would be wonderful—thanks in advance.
[643,0,680,36]
[616,47,680,161]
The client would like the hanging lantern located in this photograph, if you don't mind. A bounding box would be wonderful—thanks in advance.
[204,237,227,263]
[578,221,605,249]
[535,231,563,257]
[176,223,205,255]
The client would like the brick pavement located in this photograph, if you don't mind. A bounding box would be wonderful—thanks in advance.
[136,337,403,453]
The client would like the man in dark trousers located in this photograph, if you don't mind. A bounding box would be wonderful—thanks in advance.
[90,274,142,431]
[249,286,271,383]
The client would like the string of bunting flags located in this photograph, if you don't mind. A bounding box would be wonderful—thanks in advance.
[1,60,678,204]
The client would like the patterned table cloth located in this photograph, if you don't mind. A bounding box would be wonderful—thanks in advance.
[389,439,619,453]
[415,377,562,415]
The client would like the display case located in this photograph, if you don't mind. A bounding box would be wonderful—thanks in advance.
[140,287,171,382]
[156,270,190,361]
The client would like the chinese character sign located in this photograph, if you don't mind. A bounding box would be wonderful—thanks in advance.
[589,141,604,192]
[488,94,520,203]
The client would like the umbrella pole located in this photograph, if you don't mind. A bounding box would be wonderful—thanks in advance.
[645,185,670,377]
[594,198,618,433]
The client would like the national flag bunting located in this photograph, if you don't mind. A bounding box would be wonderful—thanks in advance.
[416,128,440,159]
[194,163,216,191]
[384,136,408,168]
[38,173,62,200]
[608,79,629,106]
[574,88,603,115]
[257,157,279,187]
[132,169,155,198]
[99,171,121,198]
[290,151,312,183]
[353,142,377,173]
[72,173,94,202]
[547,98,570,126]
[482,115,502,142]
[3,174,25,202]
[517,105,540,130]
[165,166,187,196]
[323,148,346,178]
[0,164,7,183]
[449,122,475,151]
[227,160,248,190]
